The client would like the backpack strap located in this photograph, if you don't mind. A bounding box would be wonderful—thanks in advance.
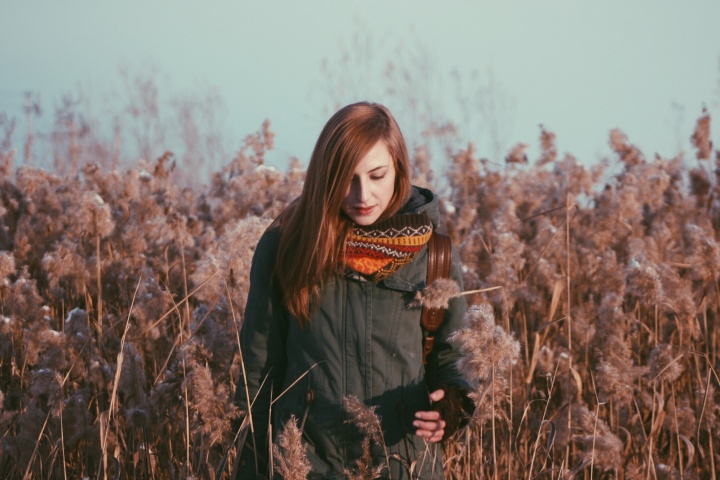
[421,231,452,365]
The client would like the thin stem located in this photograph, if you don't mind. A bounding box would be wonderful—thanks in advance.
[565,192,573,473]
[508,364,513,480]
[225,279,256,478]
[182,347,192,475]
[460,285,503,296]
[23,411,51,480]
[672,383,683,476]
[528,361,559,479]
[96,232,103,338]
[102,279,139,480]
[710,430,717,480]
[61,404,67,480]
[492,363,497,480]
[180,243,192,331]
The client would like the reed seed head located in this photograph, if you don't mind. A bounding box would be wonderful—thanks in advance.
[648,344,683,384]
[449,304,520,383]
[344,395,382,445]
[273,414,312,480]
[411,278,461,310]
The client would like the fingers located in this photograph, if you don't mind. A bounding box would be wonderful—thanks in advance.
[415,410,441,421]
[414,410,446,442]
[412,390,448,442]
[427,428,445,443]
[413,420,445,442]
[413,419,445,432]
[428,389,445,403]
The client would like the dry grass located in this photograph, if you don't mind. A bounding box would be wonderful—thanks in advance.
[0,100,719,479]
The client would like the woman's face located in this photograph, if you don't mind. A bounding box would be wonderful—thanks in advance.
[342,140,396,226]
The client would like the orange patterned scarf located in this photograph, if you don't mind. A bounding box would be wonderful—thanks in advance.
[344,213,433,280]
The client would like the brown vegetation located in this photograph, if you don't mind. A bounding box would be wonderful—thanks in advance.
[0,101,719,478]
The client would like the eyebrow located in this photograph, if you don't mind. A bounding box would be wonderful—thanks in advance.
[366,165,389,174]
[352,164,390,179]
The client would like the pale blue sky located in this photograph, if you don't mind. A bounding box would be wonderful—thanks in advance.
[1,1,719,172]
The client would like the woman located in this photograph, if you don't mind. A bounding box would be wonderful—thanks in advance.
[235,102,472,479]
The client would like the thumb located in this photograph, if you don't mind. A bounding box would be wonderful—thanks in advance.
[429,389,445,403]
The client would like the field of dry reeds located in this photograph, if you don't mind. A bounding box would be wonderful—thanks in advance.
[0,97,719,479]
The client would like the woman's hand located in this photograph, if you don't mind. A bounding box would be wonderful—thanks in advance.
[413,389,446,443]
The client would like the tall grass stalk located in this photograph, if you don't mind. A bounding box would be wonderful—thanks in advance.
[181,347,191,476]
[565,192,573,475]
[225,278,255,479]
[671,383,683,476]
[491,363,497,480]
[133,270,220,339]
[101,277,139,479]
[60,408,67,480]
[528,361,559,479]
[23,411,50,480]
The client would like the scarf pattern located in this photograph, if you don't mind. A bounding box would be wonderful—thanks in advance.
[344,213,433,280]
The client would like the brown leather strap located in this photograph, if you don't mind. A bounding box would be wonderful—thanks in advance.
[421,232,452,365]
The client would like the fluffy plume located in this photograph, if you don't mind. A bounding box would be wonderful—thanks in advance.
[537,125,557,166]
[344,395,383,445]
[505,142,528,164]
[28,369,64,416]
[684,223,720,283]
[182,346,241,446]
[344,439,384,480]
[648,344,683,384]
[0,251,15,283]
[609,128,644,166]
[449,304,520,383]
[625,258,664,305]
[343,396,388,479]
[273,415,311,480]
[572,404,623,472]
[696,384,720,431]
[79,191,115,238]
[690,107,712,160]
[191,216,272,313]
[591,294,640,406]
[411,278,461,310]
[663,395,696,438]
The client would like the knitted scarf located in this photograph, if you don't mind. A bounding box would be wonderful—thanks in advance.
[344,213,433,280]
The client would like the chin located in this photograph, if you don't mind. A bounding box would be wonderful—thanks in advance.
[351,215,379,226]
[343,207,382,226]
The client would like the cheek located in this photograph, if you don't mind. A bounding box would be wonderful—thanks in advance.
[383,178,396,203]
[342,187,353,205]
[384,186,394,203]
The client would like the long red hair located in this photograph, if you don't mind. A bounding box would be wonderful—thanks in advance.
[275,102,411,325]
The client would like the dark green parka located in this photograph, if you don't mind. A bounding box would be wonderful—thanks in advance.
[235,187,470,479]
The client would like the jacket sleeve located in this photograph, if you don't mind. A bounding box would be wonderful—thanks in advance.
[424,244,476,435]
[234,227,288,478]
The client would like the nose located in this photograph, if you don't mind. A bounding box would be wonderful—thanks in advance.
[352,178,371,203]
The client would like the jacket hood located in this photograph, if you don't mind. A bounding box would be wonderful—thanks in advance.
[399,185,440,227]
[380,185,441,291]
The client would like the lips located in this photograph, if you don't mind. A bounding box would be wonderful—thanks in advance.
[354,206,375,216]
